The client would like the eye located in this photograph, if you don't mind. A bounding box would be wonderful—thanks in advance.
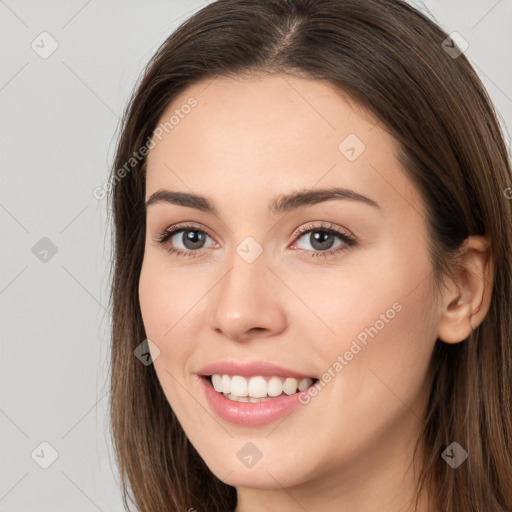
[154,223,215,257]
[154,221,356,259]
[290,222,356,258]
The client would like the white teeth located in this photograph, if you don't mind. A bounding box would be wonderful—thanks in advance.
[298,377,311,391]
[283,378,299,395]
[221,374,231,394]
[231,375,248,397]
[225,393,271,403]
[248,376,267,398]
[267,376,283,397]
[211,374,223,392]
[209,374,314,400]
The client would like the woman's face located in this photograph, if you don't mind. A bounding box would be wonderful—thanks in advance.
[139,74,440,495]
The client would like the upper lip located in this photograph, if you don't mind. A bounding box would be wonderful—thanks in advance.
[197,361,316,380]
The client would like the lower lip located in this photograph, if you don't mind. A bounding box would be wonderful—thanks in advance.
[199,377,311,426]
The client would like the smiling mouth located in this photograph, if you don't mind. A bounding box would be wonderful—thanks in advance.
[206,374,319,402]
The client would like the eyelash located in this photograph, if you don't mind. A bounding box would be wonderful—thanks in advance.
[154,221,356,259]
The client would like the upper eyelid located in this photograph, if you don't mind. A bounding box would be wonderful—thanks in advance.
[294,221,354,237]
[155,221,354,246]
[156,222,213,241]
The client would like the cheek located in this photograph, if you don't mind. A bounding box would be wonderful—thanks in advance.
[295,240,437,389]
[309,253,437,423]
[138,257,203,408]
[138,258,199,385]
[138,254,205,341]
[138,263,168,341]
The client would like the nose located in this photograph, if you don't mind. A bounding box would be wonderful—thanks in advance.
[208,252,287,342]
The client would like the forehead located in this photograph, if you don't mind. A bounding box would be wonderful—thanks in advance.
[144,74,419,218]
[147,73,383,165]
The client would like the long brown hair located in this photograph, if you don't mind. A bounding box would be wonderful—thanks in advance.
[107,1,512,510]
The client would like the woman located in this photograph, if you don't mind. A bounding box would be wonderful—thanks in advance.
[108,0,512,510]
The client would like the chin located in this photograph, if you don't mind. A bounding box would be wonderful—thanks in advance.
[195,442,313,490]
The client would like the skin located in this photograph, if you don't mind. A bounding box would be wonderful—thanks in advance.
[138,74,493,512]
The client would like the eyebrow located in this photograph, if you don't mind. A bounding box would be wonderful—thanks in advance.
[145,187,380,215]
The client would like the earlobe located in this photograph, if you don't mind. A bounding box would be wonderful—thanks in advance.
[437,235,494,344]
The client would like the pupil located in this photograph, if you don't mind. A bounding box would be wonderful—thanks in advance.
[180,230,335,251]
[183,230,205,249]
[311,231,334,250]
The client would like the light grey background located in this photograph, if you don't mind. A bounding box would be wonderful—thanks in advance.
[1,1,510,510]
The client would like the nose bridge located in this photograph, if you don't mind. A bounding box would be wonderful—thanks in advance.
[209,243,285,340]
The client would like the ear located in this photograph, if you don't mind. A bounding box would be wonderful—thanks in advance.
[437,235,494,344]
